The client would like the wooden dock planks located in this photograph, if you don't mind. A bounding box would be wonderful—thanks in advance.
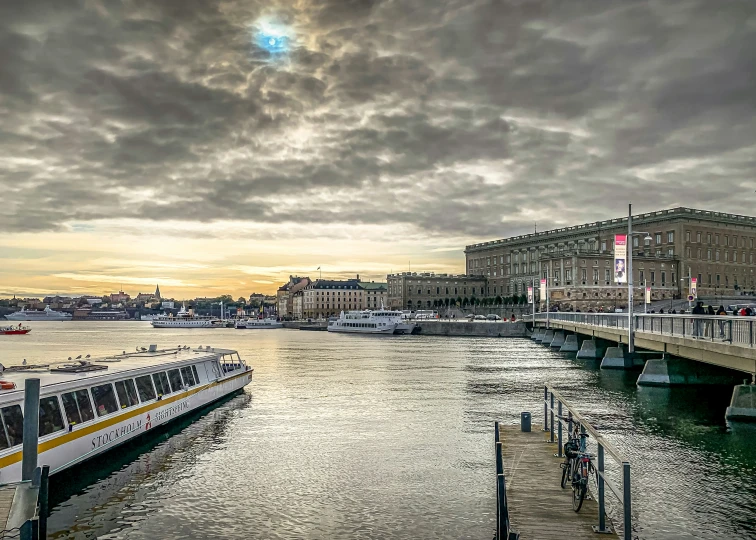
[0,485,17,533]
[500,426,614,539]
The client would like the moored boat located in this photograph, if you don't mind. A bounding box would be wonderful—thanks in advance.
[151,304,222,328]
[0,345,252,483]
[235,318,283,329]
[5,306,71,322]
[327,309,414,334]
[1,324,31,335]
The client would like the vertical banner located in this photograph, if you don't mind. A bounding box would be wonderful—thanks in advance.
[645,287,651,304]
[614,234,627,283]
[690,277,697,298]
[527,286,533,304]
[539,279,547,302]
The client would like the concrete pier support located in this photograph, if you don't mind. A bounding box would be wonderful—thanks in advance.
[549,331,566,348]
[540,330,555,346]
[531,329,544,342]
[725,384,756,422]
[559,334,580,353]
[637,358,741,386]
[601,347,633,370]
[576,339,604,360]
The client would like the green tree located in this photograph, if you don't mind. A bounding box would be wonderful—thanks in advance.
[456,296,462,307]
[495,295,503,305]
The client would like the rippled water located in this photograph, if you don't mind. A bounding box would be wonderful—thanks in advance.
[1,322,755,539]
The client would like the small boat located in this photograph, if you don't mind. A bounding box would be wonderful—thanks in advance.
[1,324,31,335]
[0,345,252,483]
[235,318,283,329]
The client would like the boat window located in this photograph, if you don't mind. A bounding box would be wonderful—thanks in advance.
[135,375,156,402]
[0,405,23,448]
[39,396,65,436]
[192,365,201,384]
[115,379,140,409]
[167,369,184,392]
[180,366,196,387]
[91,384,119,416]
[152,372,171,397]
[61,389,95,426]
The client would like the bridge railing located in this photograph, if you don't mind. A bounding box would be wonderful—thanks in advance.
[534,312,755,348]
[494,421,519,540]
[543,385,632,539]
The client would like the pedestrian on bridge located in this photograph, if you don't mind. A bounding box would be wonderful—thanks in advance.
[692,301,706,337]
[716,305,727,338]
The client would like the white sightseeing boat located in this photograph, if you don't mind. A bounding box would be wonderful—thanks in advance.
[0,345,252,483]
[5,306,72,322]
[151,304,222,328]
[235,318,283,329]
[327,309,416,335]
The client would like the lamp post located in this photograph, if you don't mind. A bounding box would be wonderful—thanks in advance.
[627,204,652,354]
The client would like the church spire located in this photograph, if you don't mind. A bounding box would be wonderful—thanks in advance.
[155,284,161,299]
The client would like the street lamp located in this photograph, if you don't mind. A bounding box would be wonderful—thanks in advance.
[627,203,652,354]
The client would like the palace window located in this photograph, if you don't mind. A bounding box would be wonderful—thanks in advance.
[667,232,674,243]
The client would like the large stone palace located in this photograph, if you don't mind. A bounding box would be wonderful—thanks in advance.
[463,207,756,310]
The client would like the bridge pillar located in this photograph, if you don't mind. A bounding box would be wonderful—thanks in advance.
[549,331,566,348]
[531,328,544,342]
[540,330,555,346]
[576,339,604,360]
[559,334,580,353]
[637,357,742,386]
[725,384,756,423]
[600,347,633,369]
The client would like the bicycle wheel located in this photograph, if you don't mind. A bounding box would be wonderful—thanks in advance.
[561,459,571,488]
[572,479,588,512]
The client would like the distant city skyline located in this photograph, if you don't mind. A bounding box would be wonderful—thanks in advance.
[2,1,755,299]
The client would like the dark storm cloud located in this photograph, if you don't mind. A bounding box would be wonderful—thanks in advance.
[1,0,755,237]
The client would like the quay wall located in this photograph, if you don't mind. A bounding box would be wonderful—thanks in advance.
[416,321,528,337]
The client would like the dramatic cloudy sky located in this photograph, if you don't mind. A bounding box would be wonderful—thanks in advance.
[2,0,755,298]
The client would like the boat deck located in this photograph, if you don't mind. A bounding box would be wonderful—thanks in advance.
[500,426,610,539]
[0,346,237,396]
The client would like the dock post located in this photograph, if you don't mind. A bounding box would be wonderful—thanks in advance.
[39,465,50,539]
[22,378,40,481]
[494,421,504,540]
[592,446,611,534]
[549,392,555,443]
[556,401,563,457]
[542,386,548,431]
[623,463,632,540]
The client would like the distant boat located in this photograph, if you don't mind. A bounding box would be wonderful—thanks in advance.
[328,309,415,335]
[5,306,71,321]
[151,304,222,329]
[1,324,31,335]
[235,318,283,329]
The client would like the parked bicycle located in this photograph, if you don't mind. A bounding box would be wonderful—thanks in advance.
[560,420,595,512]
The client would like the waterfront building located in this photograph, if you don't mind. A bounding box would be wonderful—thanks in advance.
[292,291,304,320]
[465,207,756,310]
[358,282,387,310]
[302,279,363,319]
[109,290,130,304]
[276,276,311,318]
[386,273,487,310]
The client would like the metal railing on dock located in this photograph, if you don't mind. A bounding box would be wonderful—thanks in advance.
[543,385,632,540]
[0,465,49,540]
[494,421,518,540]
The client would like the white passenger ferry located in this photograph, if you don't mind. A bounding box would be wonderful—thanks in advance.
[151,304,222,328]
[0,345,252,483]
[327,309,416,335]
[235,318,283,329]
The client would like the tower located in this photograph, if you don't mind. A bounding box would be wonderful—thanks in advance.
[155,284,161,299]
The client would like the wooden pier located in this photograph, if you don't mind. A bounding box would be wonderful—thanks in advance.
[0,485,15,533]
[499,425,613,539]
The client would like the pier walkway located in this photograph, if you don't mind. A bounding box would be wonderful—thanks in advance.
[500,426,604,539]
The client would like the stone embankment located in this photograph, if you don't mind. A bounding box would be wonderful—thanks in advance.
[416,320,528,337]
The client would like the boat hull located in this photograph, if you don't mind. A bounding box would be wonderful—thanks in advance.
[0,330,31,335]
[0,368,252,483]
[327,326,396,334]
[151,321,218,328]
[4,314,71,321]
